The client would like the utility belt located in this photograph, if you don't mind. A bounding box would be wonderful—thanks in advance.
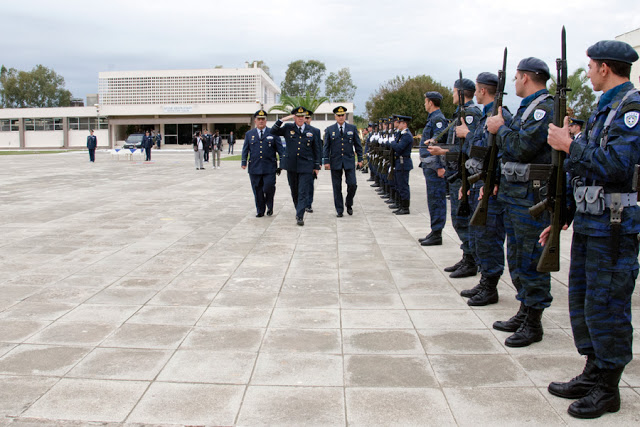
[573,185,638,216]
[501,162,552,183]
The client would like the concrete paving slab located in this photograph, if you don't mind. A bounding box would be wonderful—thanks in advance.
[65,348,173,381]
[252,352,343,386]
[0,376,59,417]
[0,345,91,376]
[157,350,256,384]
[99,324,190,349]
[345,355,437,387]
[181,326,264,352]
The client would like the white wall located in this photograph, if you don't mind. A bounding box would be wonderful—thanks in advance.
[0,133,20,148]
[24,131,64,148]
[69,130,108,148]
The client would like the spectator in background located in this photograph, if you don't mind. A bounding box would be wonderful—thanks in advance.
[193,131,204,170]
[212,130,222,168]
[228,131,236,154]
[87,129,97,162]
[142,130,153,161]
[203,129,211,162]
[155,130,162,149]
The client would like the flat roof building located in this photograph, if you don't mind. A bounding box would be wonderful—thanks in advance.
[0,63,354,149]
[616,28,640,89]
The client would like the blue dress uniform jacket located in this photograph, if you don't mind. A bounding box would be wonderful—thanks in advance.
[419,109,448,170]
[271,120,322,173]
[242,128,284,174]
[322,123,363,170]
[565,81,640,370]
[87,135,97,149]
[392,128,414,170]
[142,135,154,149]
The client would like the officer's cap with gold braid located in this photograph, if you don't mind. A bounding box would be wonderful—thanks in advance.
[333,106,348,115]
[254,109,268,118]
[291,106,308,116]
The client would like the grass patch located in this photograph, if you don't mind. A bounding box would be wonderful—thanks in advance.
[222,155,242,161]
[0,150,68,155]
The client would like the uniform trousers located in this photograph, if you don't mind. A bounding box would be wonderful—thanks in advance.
[88,148,95,162]
[250,173,276,215]
[394,169,410,201]
[144,147,151,161]
[469,186,507,277]
[331,168,357,213]
[569,232,638,369]
[449,178,472,255]
[287,171,313,219]
[423,167,446,231]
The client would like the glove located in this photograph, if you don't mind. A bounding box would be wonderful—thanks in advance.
[276,168,282,176]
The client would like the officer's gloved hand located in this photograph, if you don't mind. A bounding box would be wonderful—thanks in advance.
[276,168,282,176]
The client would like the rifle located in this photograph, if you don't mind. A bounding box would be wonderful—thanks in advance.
[528,27,570,272]
[469,47,508,226]
[456,70,471,216]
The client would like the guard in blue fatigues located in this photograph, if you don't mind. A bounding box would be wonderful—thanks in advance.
[419,91,449,246]
[458,72,513,306]
[323,106,363,217]
[142,131,153,161]
[271,106,322,226]
[242,109,285,217]
[155,132,162,149]
[486,57,554,348]
[87,129,97,162]
[546,40,640,419]
[390,115,414,214]
[305,110,321,213]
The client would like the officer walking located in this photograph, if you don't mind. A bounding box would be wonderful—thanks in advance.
[390,115,413,215]
[486,57,555,347]
[271,106,322,226]
[305,110,321,213]
[142,130,153,161]
[323,106,363,217]
[242,109,285,217]
[419,92,449,245]
[545,40,640,419]
[87,129,97,162]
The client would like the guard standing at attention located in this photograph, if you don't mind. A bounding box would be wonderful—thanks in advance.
[545,40,640,419]
[305,110,321,213]
[271,106,322,226]
[142,130,153,161]
[390,115,414,215]
[155,131,162,149]
[323,106,363,217]
[486,57,555,348]
[87,129,97,162]
[242,109,285,217]
[419,92,449,245]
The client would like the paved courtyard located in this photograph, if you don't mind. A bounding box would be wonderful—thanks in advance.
[0,149,639,426]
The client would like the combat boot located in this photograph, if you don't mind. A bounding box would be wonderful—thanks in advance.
[460,275,487,298]
[493,302,527,332]
[385,189,396,204]
[393,200,410,215]
[420,230,442,246]
[504,307,543,347]
[467,276,499,306]
[444,257,464,272]
[449,254,478,278]
[389,193,400,209]
[548,355,600,399]
[418,231,434,243]
[567,368,624,419]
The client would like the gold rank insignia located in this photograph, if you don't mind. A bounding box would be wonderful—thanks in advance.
[337,107,345,113]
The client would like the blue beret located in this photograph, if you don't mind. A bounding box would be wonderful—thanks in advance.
[333,105,348,114]
[476,72,498,86]
[254,109,268,118]
[517,57,550,80]
[424,91,443,100]
[291,106,308,116]
[587,40,639,65]
[454,78,476,92]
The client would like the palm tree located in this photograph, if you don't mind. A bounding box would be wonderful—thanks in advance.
[269,91,329,114]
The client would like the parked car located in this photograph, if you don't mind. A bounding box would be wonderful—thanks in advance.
[122,134,144,149]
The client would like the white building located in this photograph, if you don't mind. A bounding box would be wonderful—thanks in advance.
[0,63,354,149]
[616,28,640,89]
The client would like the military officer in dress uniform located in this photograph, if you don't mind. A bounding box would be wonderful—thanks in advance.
[568,117,584,140]
[142,130,153,161]
[271,106,322,226]
[419,91,449,245]
[242,109,285,217]
[486,57,555,347]
[544,40,640,419]
[390,115,414,214]
[428,78,482,278]
[87,129,97,162]
[323,106,363,217]
[305,110,321,213]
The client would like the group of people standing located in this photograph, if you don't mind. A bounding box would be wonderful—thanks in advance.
[192,130,223,170]
[362,39,640,420]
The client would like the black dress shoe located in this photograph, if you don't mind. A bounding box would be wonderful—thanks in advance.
[296,217,304,226]
[347,207,353,215]
[256,213,264,218]
[337,212,343,217]
[305,207,313,213]
[266,209,273,216]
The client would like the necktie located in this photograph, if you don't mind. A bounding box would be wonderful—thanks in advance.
[259,130,263,139]
[299,127,303,134]
[340,126,344,137]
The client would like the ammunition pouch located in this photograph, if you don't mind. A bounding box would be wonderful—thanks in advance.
[469,145,489,160]
[501,162,552,183]
[574,186,606,216]
[465,158,484,175]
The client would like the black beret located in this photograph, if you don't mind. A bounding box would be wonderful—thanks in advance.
[476,72,498,86]
[517,57,550,80]
[333,106,348,114]
[587,40,639,65]
[424,91,443,101]
[291,106,308,116]
[569,118,585,127]
[254,109,268,118]
[454,78,476,92]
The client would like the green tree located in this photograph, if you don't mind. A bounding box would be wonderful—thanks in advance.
[353,115,368,129]
[549,67,596,122]
[365,75,454,134]
[0,64,72,108]
[325,67,357,102]
[268,91,329,114]
[248,60,273,80]
[281,60,326,97]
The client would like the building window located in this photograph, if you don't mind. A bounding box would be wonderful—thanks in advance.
[0,119,18,132]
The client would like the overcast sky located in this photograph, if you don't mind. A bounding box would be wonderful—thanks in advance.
[3,0,640,116]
